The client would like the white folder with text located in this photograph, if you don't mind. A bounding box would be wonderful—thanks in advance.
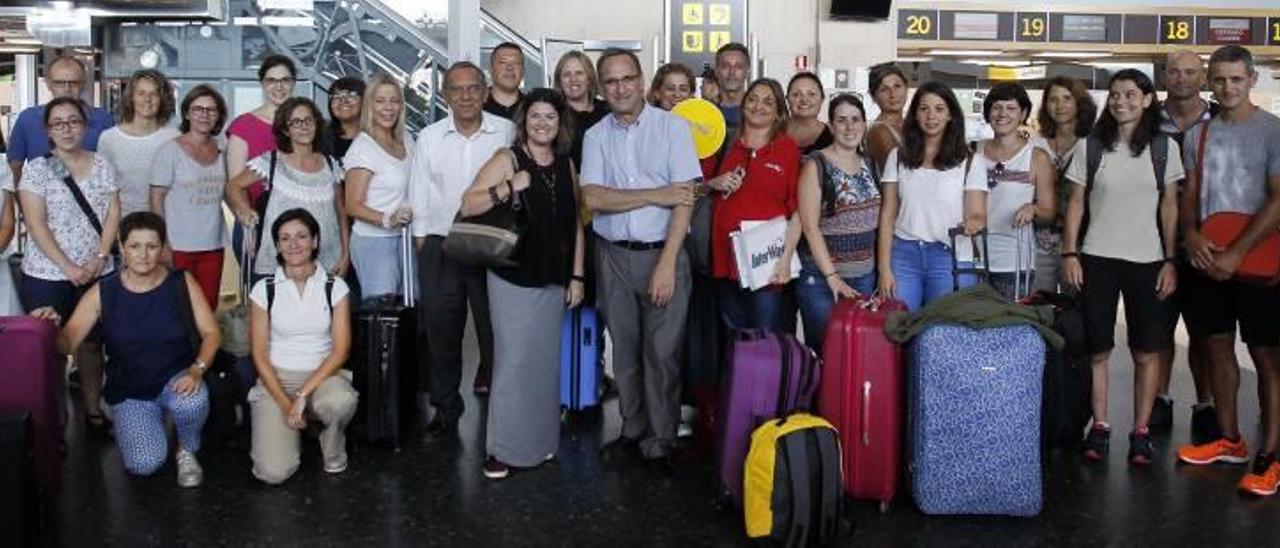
[730,216,800,291]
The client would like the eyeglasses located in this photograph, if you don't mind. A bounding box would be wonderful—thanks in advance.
[601,74,641,89]
[263,77,296,88]
[287,116,316,129]
[48,118,85,132]
[331,90,361,104]
[189,106,219,118]
[988,162,1005,189]
[447,84,484,97]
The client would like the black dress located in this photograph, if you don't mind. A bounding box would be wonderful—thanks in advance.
[799,125,834,157]
[570,101,611,169]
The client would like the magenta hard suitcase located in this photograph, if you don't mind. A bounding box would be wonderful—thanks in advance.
[714,329,820,505]
[0,316,63,494]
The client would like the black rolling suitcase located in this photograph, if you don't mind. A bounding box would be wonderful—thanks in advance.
[350,228,419,450]
[0,413,43,546]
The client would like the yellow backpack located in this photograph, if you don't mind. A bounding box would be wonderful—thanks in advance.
[744,412,844,546]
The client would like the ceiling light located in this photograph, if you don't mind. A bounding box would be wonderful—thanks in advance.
[1033,51,1113,59]
[962,59,1032,67]
[926,49,1003,56]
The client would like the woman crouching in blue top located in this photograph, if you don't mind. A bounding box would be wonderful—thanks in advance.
[32,211,219,487]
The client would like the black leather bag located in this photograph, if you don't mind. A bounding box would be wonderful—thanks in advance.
[686,145,728,277]
[442,180,527,268]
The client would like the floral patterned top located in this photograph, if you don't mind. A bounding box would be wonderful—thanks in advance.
[248,153,344,275]
[18,154,118,281]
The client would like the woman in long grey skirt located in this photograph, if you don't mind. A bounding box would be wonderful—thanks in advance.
[458,88,585,479]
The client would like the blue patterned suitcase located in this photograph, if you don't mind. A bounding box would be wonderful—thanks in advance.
[908,323,1045,516]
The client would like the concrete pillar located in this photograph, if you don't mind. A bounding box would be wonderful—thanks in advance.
[14,54,37,114]
[449,0,480,65]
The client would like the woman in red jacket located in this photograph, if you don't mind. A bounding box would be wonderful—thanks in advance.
[705,78,802,331]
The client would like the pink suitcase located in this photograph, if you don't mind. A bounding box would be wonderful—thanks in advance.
[820,296,906,511]
[0,316,63,493]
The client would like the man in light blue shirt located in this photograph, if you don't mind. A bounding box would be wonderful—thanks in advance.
[7,55,115,185]
[581,48,700,472]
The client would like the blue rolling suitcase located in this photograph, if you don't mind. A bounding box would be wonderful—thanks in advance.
[560,307,600,410]
[908,323,1045,516]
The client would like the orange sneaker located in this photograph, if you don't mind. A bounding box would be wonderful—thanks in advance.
[1239,456,1280,496]
[1177,437,1250,465]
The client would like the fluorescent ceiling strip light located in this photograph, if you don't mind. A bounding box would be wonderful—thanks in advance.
[926,49,1002,56]
[1033,51,1113,59]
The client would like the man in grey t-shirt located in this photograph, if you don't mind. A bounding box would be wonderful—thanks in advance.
[1177,45,1280,497]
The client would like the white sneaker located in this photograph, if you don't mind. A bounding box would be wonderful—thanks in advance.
[324,452,349,474]
[677,422,694,439]
[175,450,203,488]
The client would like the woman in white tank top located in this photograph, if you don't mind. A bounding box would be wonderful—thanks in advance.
[975,83,1055,300]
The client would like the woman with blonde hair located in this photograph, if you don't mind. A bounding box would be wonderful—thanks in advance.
[343,72,414,298]
[554,51,609,167]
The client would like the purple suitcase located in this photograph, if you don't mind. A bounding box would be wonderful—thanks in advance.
[715,329,820,504]
[0,316,63,494]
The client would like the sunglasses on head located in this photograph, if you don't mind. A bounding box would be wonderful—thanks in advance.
[988,162,1005,189]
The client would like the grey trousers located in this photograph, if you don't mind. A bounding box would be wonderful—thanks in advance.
[595,237,691,458]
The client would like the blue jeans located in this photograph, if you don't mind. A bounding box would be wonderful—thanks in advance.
[795,252,876,352]
[350,234,404,299]
[889,236,978,312]
[716,281,786,333]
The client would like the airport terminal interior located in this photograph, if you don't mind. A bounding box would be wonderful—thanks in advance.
[4,0,1280,545]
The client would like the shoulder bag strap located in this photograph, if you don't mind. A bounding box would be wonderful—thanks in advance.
[1149,133,1169,194]
[52,159,104,237]
[265,275,276,315]
[1195,121,1210,216]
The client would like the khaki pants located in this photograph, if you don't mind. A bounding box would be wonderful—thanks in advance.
[248,368,358,485]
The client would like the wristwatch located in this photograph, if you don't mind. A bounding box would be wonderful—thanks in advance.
[192,359,208,373]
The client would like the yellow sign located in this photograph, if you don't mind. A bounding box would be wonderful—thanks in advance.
[682,3,704,25]
[709,3,731,26]
[709,31,730,51]
[682,31,705,53]
[672,98,727,159]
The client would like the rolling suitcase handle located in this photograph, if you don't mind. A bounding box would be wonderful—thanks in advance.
[947,226,990,291]
[1013,224,1035,301]
[401,226,416,308]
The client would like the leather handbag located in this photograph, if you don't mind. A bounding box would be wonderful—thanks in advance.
[442,178,527,268]
[1195,122,1280,284]
[216,231,254,358]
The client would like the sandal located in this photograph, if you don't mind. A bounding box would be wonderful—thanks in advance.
[86,413,113,439]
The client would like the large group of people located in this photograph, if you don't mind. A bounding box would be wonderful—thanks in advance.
[4,41,1280,499]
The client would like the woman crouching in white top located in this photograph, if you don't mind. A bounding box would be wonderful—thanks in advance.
[248,207,356,484]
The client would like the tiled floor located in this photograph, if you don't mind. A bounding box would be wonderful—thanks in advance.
[46,325,1280,547]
